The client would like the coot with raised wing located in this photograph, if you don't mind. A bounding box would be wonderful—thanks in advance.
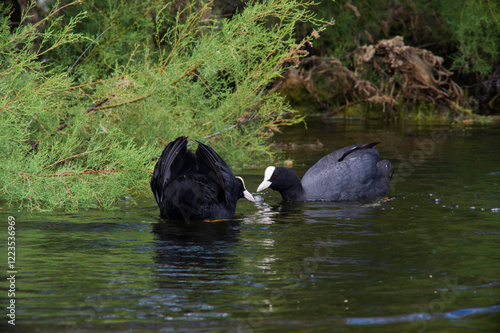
[151,137,254,220]
[257,142,393,201]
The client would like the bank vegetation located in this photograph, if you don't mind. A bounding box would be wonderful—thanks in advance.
[1,0,328,211]
[1,0,498,211]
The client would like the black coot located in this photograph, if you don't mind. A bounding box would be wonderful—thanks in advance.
[257,142,393,201]
[150,137,254,220]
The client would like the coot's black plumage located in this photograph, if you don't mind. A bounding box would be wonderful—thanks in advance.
[150,137,254,220]
[257,142,393,201]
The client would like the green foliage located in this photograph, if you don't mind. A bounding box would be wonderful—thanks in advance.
[48,0,169,77]
[442,0,500,75]
[305,0,499,76]
[0,0,328,211]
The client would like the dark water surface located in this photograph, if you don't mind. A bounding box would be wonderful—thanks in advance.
[1,120,500,332]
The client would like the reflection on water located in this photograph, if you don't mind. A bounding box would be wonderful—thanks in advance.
[1,120,500,332]
[344,304,500,326]
[267,199,389,220]
[153,219,240,267]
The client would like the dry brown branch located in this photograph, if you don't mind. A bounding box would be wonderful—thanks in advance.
[85,96,112,113]
[284,36,468,117]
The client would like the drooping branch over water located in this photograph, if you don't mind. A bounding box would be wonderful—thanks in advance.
[0,0,331,211]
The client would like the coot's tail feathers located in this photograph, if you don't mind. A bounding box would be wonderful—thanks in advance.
[338,142,381,162]
[159,136,191,185]
[150,136,190,206]
[363,142,381,149]
[196,141,233,203]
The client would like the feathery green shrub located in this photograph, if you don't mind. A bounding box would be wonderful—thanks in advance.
[0,0,329,211]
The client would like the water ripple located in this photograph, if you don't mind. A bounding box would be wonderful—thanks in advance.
[344,304,500,325]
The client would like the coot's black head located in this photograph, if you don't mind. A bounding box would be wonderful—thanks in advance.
[256,166,303,198]
[235,176,255,202]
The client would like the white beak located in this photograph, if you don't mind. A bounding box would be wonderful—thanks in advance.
[243,189,255,202]
[257,166,275,192]
[257,180,272,192]
[236,176,255,202]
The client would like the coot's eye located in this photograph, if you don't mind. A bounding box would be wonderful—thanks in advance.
[274,173,278,177]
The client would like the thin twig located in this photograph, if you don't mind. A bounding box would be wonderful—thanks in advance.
[23,112,39,133]
[204,109,259,139]
[91,92,154,111]
[32,1,82,30]
[56,123,68,131]
[19,172,33,210]
[43,148,104,170]
[10,168,152,178]
[66,26,112,77]
[62,179,77,209]
[170,61,205,86]
[26,141,39,154]
[85,96,112,113]
[76,174,103,208]
[203,80,283,139]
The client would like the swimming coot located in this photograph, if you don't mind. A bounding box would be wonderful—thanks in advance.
[257,142,393,201]
[150,136,254,220]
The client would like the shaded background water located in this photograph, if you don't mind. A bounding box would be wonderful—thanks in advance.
[1,119,500,332]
